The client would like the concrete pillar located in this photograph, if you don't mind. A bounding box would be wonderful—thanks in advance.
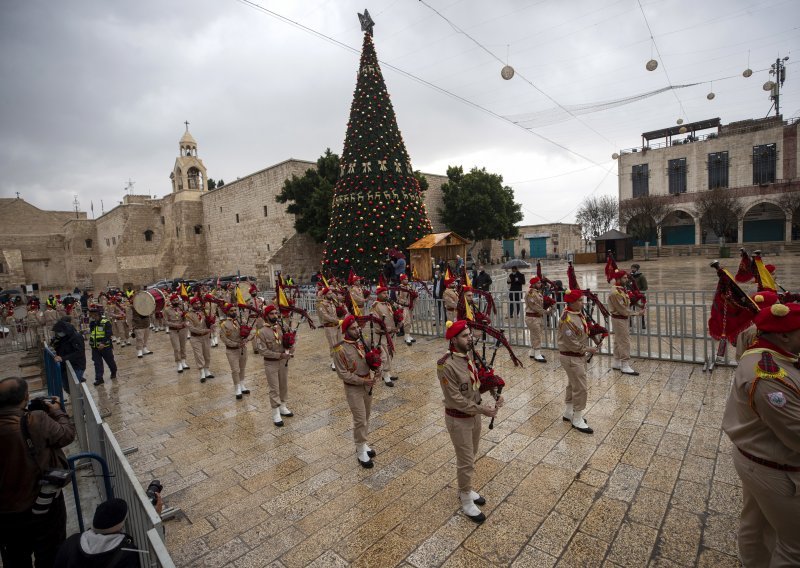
[786,218,793,243]
[737,218,744,244]
[694,223,701,246]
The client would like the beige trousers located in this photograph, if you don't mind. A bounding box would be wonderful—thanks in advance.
[525,315,543,350]
[225,347,247,385]
[169,329,187,361]
[323,326,341,349]
[560,354,588,411]
[263,358,288,408]
[190,335,211,368]
[445,414,481,492]
[403,307,413,333]
[134,327,149,351]
[733,450,800,567]
[345,383,372,445]
[378,337,393,376]
[612,317,631,362]
[113,319,129,340]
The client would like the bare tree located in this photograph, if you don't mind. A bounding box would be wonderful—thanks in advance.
[695,188,744,243]
[575,195,618,249]
[619,196,671,244]
[778,190,800,236]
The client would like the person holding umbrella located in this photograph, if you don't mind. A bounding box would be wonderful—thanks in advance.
[506,264,526,319]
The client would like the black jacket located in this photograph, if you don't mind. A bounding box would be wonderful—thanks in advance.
[55,532,139,568]
[474,271,492,292]
[432,277,444,299]
[52,320,86,372]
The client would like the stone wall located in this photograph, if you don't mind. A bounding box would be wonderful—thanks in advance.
[201,159,315,282]
[263,232,325,286]
[63,219,98,289]
[421,172,448,232]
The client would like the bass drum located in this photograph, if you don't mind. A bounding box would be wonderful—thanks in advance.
[13,306,28,320]
[132,289,167,316]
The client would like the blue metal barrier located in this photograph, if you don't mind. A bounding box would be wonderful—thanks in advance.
[43,345,64,405]
[66,452,114,532]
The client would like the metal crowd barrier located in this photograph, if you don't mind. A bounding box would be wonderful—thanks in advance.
[0,323,42,354]
[294,289,730,369]
[49,358,177,568]
[43,345,65,404]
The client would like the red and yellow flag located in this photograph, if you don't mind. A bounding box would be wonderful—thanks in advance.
[277,286,290,308]
[180,282,189,299]
[753,256,777,292]
[235,286,246,306]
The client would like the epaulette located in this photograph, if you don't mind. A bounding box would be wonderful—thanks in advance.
[755,352,787,381]
[437,352,451,366]
[332,341,344,351]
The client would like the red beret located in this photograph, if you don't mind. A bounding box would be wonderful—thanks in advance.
[564,289,583,304]
[263,304,277,316]
[170,294,180,302]
[462,285,473,292]
[751,290,779,308]
[189,297,201,305]
[340,314,357,333]
[766,264,776,274]
[376,286,388,295]
[445,319,469,340]
[612,270,628,280]
[529,277,541,286]
[399,274,408,281]
[753,303,800,334]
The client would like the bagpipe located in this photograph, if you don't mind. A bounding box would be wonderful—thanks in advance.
[735,248,797,302]
[201,293,227,327]
[605,251,646,309]
[536,260,560,310]
[709,260,760,357]
[567,261,609,357]
[355,313,393,395]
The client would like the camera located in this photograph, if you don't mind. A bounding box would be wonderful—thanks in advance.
[27,397,50,412]
[146,480,163,506]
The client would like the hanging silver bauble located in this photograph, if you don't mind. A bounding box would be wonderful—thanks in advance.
[612,153,620,160]
[676,118,684,125]
[742,68,753,78]
[678,126,687,134]
[501,65,515,80]
[646,59,658,71]
[707,92,715,100]
[763,80,776,91]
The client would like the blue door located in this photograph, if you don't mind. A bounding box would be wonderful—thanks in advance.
[662,225,694,245]
[528,237,547,258]
[502,240,515,258]
[743,220,784,242]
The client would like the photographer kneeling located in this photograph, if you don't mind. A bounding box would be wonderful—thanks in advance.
[0,377,76,568]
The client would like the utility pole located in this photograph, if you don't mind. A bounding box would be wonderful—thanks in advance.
[765,56,789,117]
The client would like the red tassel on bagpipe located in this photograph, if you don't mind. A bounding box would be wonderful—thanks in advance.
[282,330,296,349]
[365,348,382,371]
[471,289,496,316]
[355,314,394,356]
[477,366,506,393]
[239,325,252,338]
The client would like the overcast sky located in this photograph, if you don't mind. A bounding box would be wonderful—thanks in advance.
[1,0,797,224]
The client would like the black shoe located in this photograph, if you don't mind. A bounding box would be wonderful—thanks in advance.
[563,416,571,422]
[241,387,250,394]
[473,496,486,506]
[110,374,117,380]
[358,457,374,469]
[390,376,399,381]
[411,338,417,343]
[200,377,206,383]
[205,372,214,379]
[93,379,104,386]
[138,354,143,359]
[621,370,640,376]
[183,364,190,369]
[236,393,243,400]
[274,419,284,428]
[367,449,376,458]
[280,410,294,417]
[466,512,486,524]
[572,423,594,434]
[384,380,394,387]
[144,351,154,355]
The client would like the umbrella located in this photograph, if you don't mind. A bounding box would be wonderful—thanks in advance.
[501,259,531,270]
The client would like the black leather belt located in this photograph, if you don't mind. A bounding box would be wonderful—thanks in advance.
[738,448,800,472]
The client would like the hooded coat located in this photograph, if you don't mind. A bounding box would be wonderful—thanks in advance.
[51,318,86,372]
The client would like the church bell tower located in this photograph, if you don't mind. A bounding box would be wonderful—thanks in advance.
[170,121,208,193]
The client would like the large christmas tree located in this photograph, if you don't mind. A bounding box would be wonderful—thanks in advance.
[322,14,432,279]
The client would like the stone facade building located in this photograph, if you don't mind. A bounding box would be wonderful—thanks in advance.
[617,115,800,246]
[500,223,583,260]
[1,127,448,291]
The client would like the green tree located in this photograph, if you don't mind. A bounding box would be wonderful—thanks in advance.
[276,149,339,243]
[619,195,670,245]
[413,170,429,192]
[438,165,523,253]
[207,178,217,190]
[322,32,433,277]
[695,188,744,243]
[217,179,224,187]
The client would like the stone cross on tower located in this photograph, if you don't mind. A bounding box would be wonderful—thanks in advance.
[184,120,190,131]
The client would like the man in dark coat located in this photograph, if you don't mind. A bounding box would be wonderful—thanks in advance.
[52,318,86,385]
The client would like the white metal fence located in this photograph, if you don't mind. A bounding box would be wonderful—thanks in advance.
[63,361,176,568]
[295,289,731,369]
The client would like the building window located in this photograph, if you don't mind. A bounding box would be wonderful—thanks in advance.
[176,227,180,237]
[112,236,116,245]
[208,224,211,235]
[753,144,777,184]
[236,214,240,223]
[106,238,110,246]
[85,239,93,249]
[632,164,649,197]
[194,225,202,235]
[161,216,165,225]
[708,151,729,189]
[0,262,4,273]
[263,205,268,217]
[219,206,222,212]
[668,158,687,194]
[144,230,154,242]
[267,244,270,252]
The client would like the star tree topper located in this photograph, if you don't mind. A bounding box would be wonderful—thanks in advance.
[358,9,374,36]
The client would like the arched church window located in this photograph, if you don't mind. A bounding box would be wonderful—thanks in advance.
[187,167,200,189]
[144,230,154,242]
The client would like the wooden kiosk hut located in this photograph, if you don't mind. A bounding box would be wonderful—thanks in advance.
[595,229,633,262]
[408,232,469,280]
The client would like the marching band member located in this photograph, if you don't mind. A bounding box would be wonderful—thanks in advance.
[164,294,189,373]
[608,270,641,376]
[370,286,398,387]
[525,277,548,363]
[558,290,595,434]
[220,304,251,400]
[398,274,416,346]
[185,297,214,383]
[317,287,341,371]
[256,305,294,426]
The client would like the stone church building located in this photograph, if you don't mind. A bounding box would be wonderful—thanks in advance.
[0,127,447,291]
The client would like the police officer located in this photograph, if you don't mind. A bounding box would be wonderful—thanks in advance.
[88,306,117,386]
[332,315,379,468]
[557,290,595,434]
[437,320,503,524]
[255,305,293,426]
[722,302,800,566]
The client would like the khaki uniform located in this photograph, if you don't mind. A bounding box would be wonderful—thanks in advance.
[317,296,341,366]
[722,344,800,567]
[220,318,248,386]
[26,310,43,342]
[185,309,212,369]
[608,285,633,363]
[109,303,130,343]
[398,285,414,333]
[164,305,187,362]
[42,307,59,342]
[256,323,291,408]
[735,324,758,361]
[131,309,150,351]
[371,300,396,378]
[443,288,459,323]
[557,309,590,412]
[524,289,545,351]
[333,338,380,446]
[350,286,366,311]
[437,352,485,492]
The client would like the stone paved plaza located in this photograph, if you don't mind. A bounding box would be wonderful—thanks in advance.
[91,284,754,567]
